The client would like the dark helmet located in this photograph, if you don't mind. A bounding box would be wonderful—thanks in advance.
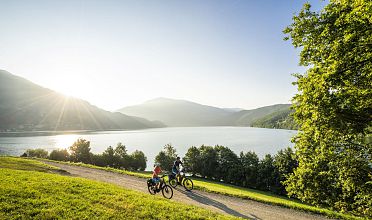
[176,156,181,160]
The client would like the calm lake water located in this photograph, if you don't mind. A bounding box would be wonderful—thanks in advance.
[0,127,297,170]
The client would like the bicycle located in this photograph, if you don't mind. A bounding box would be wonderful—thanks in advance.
[168,169,194,191]
[147,175,173,199]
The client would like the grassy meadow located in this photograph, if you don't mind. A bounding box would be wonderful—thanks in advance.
[41,159,364,220]
[0,157,240,220]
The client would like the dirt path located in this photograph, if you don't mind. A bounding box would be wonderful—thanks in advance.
[43,161,330,220]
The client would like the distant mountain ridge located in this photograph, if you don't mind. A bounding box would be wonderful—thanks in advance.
[117,98,295,129]
[0,70,164,131]
[118,98,232,127]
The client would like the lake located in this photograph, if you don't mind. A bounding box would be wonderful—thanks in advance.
[0,127,297,170]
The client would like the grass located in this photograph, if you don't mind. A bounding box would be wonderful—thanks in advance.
[0,156,62,172]
[0,157,241,220]
[40,159,365,220]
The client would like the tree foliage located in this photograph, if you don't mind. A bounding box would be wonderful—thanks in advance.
[25,148,49,158]
[129,150,147,171]
[49,149,69,161]
[155,144,178,172]
[240,151,259,188]
[91,143,146,171]
[182,145,296,194]
[284,0,372,216]
[69,138,92,163]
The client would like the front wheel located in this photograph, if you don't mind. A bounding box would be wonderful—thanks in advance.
[183,178,194,191]
[169,177,178,188]
[161,185,173,199]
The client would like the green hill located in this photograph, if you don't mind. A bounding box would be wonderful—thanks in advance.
[251,108,298,130]
[0,157,238,220]
[227,104,292,126]
[0,70,164,131]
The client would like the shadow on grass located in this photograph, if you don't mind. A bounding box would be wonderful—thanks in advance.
[175,188,259,220]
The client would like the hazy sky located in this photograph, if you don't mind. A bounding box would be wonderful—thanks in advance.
[0,0,327,111]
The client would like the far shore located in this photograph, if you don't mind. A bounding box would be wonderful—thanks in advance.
[0,126,297,137]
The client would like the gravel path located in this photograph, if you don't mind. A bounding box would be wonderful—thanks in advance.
[43,161,331,220]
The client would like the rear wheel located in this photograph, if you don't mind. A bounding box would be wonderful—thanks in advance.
[183,178,194,191]
[147,184,156,195]
[161,185,173,199]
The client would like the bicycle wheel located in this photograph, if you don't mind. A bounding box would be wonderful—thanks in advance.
[161,185,173,199]
[147,185,156,195]
[169,177,178,188]
[183,178,194,191]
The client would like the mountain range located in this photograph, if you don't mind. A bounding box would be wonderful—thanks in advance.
[0,70,164,131]
[0,70,296,132]
[117,98,295,129]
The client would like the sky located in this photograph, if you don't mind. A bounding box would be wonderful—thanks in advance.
[0,0,328,111]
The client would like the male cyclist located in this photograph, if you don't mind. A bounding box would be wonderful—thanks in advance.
[172,157,183,181]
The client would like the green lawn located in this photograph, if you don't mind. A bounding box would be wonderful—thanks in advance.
[0,157,240,220]
[0,156,62,172]
[41,159,363,220]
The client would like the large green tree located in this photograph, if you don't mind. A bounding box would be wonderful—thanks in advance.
[155,144,178,171]
[183,146,202,175]
[69,139,91,164]
[284,0,372,216]
[240,151,259,188]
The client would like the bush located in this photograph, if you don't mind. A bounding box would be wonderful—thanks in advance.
[129,150,147,171]
[91,153,106,167]
[49,149,69,161]
[25,148,48,158]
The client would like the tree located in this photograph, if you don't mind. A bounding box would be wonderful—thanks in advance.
[114,142,130,169]
[257,154,277,191]
[49,149,69,161]
[69,138,91,163]
[25,148,48,158]
[91,153,106,167]
[183,146,202,176]
[102,146,116,167]
[214,145,240,183]
[198,145,218,179]
[273,147,297,195]
[155,144,177,171]
[284,0,372,216]
[129,150,147,171]
[240,151,259,188]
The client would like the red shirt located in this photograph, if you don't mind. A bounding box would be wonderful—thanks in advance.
[152,166,162,178]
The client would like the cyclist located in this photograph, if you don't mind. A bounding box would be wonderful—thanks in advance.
[152,163,162,191]
[172,157,183,181]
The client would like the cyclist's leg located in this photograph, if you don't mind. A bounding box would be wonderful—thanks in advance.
[153,177,160,190]
[172,167,179,182]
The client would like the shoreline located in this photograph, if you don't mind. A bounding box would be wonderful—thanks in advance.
[0,126,297,137]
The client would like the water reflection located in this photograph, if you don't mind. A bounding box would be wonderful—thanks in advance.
[53,134,81,149]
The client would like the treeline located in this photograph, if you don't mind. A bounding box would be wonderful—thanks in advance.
[155,144,297,195]
[23,138,147,171]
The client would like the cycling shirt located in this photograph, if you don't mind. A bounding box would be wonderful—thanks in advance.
[152,166,162,178]
[172,160,183,170]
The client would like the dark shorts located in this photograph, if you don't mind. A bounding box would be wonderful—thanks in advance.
[152,177,160,183]
[172,167,178,175]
